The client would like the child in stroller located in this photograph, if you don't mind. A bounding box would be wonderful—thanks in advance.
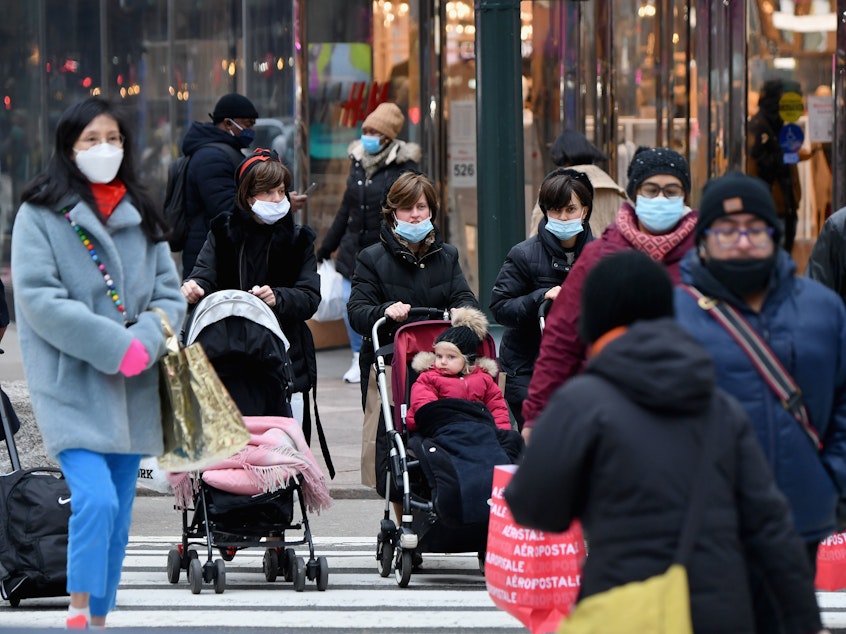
[164,290,332,595]
[406,307,511,432]
[372,307,522,587]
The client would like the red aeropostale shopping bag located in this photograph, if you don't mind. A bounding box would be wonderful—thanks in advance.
[816,532,846,591]
[485,464,585,634]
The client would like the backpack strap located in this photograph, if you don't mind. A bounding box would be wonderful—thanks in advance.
[682,285,821,450]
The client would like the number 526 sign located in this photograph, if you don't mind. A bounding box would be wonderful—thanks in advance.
[449,143,477,188]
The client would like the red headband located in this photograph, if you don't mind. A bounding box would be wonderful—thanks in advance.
[237,148,281,181]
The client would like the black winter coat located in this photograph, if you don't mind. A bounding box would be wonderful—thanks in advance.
[489,218,593,405]
[180,122,246,275]
[188,207,321,394]
[505,319,822,634]
[348,222,478,403]
[806,205,846,303]
[316,139,421,279]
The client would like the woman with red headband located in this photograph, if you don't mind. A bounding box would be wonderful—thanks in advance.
[181,148,320,424]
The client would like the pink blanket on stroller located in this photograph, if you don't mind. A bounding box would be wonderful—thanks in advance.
[167,416,333,514]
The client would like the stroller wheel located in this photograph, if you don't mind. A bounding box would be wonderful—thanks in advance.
[187,549,199,561]
[377,538,394,577]
[166,548,181,584]
[316,556,329,591]
[263,549,280,582]
[294,556,306,592]
[188,558,203,594]
[282,547,296,582]
[478,551,485,575]
[213,559,226,594]
[395,550,412,588]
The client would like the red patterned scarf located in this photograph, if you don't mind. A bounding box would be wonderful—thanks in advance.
[616,202,696,261]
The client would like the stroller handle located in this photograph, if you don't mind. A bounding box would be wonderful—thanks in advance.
[371,307,449,351]
[538,298,553,332]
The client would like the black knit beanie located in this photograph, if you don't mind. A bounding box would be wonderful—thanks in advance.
[435,325,482,361]
[210,93,259,123]
[579,250,675,345]
[625,146,691,201]
[695,172,782,244]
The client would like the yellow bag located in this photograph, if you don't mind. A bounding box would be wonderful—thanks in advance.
[153,309,250,472]
[558,563,692,634]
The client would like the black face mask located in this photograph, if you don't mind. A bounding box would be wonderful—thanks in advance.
[704,256,776,298]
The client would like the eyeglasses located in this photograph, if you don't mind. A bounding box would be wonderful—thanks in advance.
[76,134,125,149]
[638,183,685,199]
[704,226,775,248]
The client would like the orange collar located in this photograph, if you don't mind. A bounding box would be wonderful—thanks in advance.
[588,326,629,358]
[89,180,127,218]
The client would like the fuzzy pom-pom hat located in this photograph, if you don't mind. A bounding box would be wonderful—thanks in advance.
[434,307,489,362]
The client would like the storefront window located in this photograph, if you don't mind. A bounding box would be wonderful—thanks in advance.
[747,0,835,261]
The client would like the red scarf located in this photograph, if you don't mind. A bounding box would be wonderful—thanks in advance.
[89,180,127,218]
[616,202,696,262]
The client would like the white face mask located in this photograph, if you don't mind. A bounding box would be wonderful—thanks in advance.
[250,198,291,224]
[74,143,124,184]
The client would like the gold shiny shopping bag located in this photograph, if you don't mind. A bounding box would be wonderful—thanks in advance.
[153,309,249,472]
[557,563,693,634]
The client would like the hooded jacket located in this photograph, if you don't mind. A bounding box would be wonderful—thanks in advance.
[180,122,246,275]
[406,354,510,431]
[317,139,421,279]
[490,216,594,407]
[188,205,320,395]
[675,248,846,541]
[522,202,697,427]
[506,319,822,634]
[347,221,479,403]
[11,196,186,459]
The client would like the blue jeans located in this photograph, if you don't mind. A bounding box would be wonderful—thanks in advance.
[58,449,141,617]
[342,276,362,353]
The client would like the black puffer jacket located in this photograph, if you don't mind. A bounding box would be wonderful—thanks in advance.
[490,217,594,404]
[505,319,821,634]
[188,207,320,394]
[316,139,421,279]
[348,221,478,403]
[180,122,246,275]
[806,206,846,302]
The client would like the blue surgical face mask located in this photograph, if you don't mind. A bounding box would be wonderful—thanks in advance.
[228,119,256,148]
[635,196,685,233]
[545,217,584,241]
[394,216,434,243]
[361,134,383,154]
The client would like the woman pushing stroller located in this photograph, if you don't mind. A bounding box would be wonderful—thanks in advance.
[181,148,320,423]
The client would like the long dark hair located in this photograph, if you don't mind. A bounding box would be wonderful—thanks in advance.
[21,97,168,241]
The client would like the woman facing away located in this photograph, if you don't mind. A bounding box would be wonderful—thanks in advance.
[315,102,421,384]
[11,96,186,629]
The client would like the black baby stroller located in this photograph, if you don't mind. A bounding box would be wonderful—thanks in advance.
[164,290,329,594]
[371,308,522,587]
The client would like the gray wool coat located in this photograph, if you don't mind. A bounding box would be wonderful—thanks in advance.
[11,195,186,459]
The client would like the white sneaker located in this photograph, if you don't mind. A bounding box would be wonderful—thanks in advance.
[343,353,360,383]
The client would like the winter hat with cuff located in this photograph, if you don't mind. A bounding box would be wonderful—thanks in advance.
[695,172,782,244]
[210,93,259,123]
[434,307,489,362]
[362,103,405,140]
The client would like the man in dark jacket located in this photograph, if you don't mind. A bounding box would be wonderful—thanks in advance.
[806,205,846,302]
[507,250,823,634]
[675,172,846,633]
[179,93,258,276]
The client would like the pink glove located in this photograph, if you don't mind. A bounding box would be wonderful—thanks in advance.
[119,339,150,377]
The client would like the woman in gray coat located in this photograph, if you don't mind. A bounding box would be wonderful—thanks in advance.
[11,97,185,629]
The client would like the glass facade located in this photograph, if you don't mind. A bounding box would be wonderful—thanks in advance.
[1,0,841,290]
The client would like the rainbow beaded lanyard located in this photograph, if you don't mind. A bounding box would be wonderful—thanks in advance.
[63,209,127,321]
